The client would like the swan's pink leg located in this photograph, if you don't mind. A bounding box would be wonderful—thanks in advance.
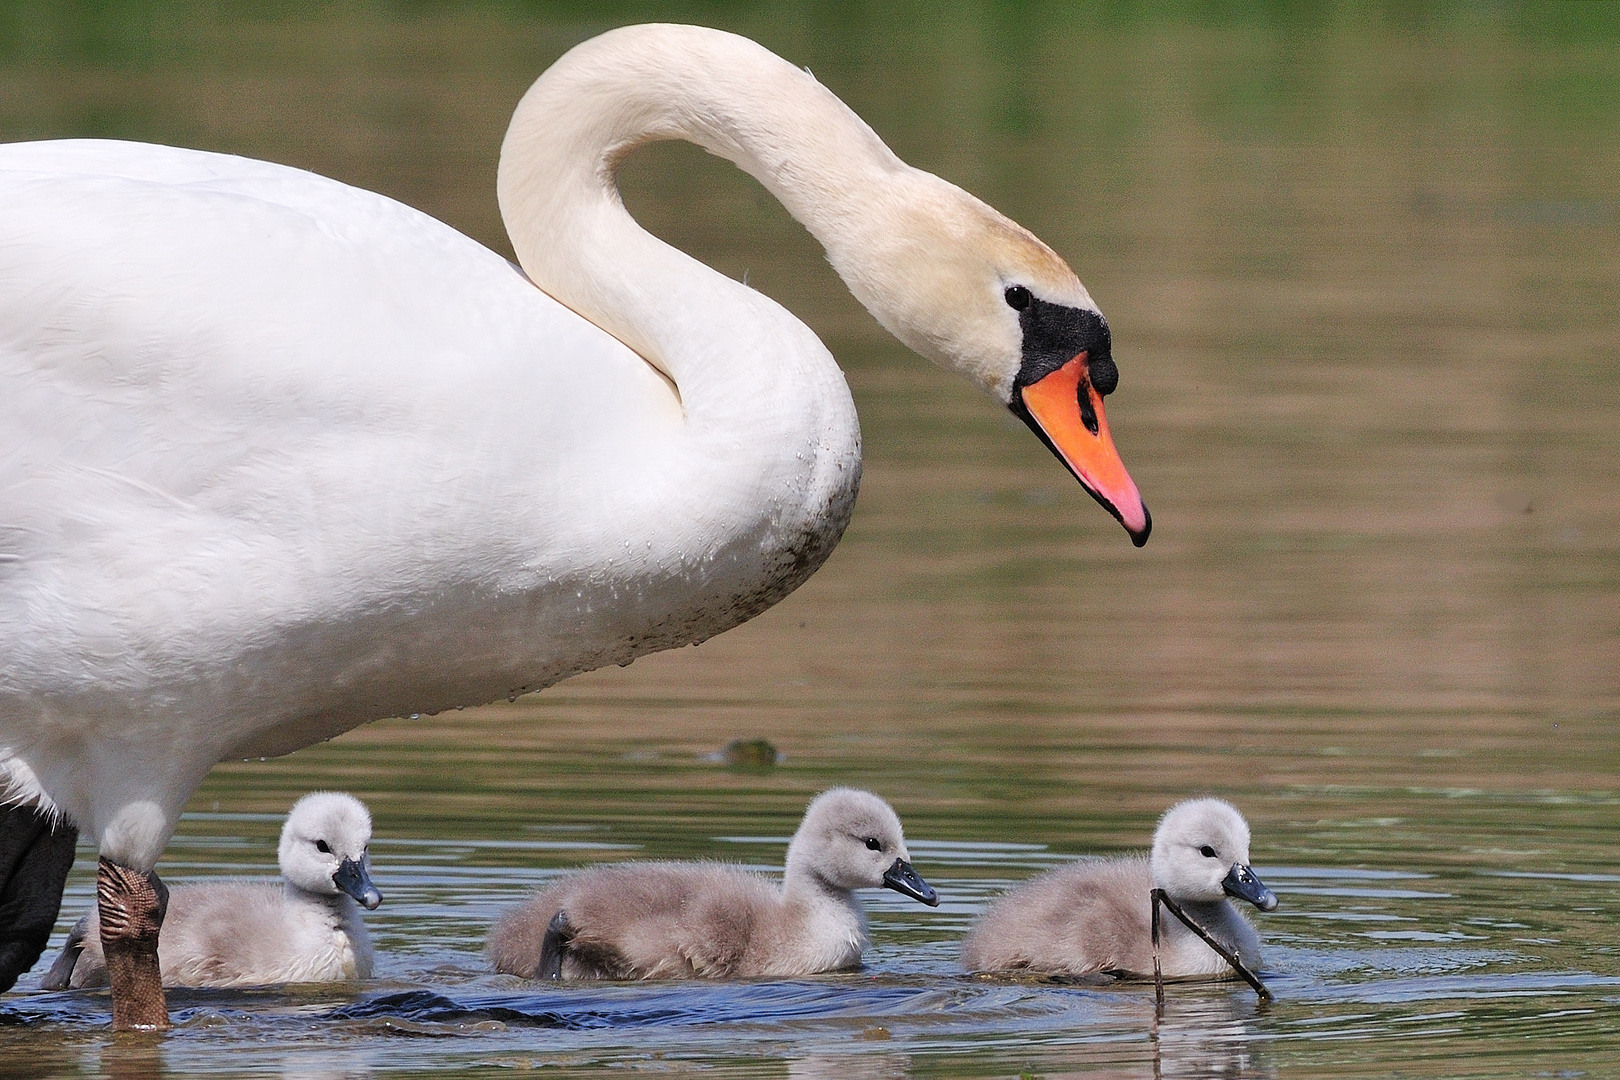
[97,857,170,1031]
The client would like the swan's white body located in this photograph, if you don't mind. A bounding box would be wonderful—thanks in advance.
[0,25,1141,884]
[0,50,862,867]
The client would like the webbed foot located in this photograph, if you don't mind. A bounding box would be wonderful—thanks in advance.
[537,910,572,980]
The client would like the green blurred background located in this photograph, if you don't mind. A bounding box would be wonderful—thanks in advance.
[1,3,1617,1076]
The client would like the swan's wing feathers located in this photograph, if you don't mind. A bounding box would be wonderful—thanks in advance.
[0,138,325,188]
[0,138,659,503]
[0,140,680,734]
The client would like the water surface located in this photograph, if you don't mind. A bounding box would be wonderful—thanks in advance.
[1,3,1616,1077]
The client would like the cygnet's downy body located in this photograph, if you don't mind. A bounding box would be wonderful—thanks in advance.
[43,792,382,989]
[961,798,1277,979]
[488,788,939,980]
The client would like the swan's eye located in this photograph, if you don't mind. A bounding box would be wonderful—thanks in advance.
[1004,285,1032,311]
[1199,845,1217,858]
[316,840,332,854]
[865,837,882,851]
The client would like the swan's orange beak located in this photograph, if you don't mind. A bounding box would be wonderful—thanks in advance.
[1015,353,1151,546]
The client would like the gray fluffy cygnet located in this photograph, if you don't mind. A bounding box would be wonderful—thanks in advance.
[961,798,1277,979]
[43,792,382,989]
[488,787,939,980]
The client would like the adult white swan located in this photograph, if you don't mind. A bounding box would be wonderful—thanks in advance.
[0,24,1148,1028]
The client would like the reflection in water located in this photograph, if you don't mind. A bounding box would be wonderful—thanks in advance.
[95,1037,163,1080]
[277,1058,371,1080]
[789,1052,910,1080]
[0,2,1616,1078]
[1152,993,1272,1080]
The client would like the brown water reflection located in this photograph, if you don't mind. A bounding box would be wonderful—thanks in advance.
[2,3,1617,1077]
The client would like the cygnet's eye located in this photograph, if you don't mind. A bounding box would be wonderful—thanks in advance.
[1199,845,1217,858]
[315,839,332,854]
[1004,284,1032,311]
[864,837,883,851]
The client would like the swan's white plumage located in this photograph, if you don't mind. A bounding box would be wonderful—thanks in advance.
[0,24,1104,875]
[0,140,730,855]
[0,131,853,860]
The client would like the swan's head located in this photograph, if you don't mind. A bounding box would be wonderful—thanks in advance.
[278,792,383,910]
[1149,798,1277,911]
[785,788,938,906]
[831,172,1150,545]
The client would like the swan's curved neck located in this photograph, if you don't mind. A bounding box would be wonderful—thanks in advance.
[497,24,899,425]
[493,25,880,657]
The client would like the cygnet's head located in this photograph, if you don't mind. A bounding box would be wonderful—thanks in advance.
[829,170,1149,546]
[784,788,939,906]
[278,792,383,910]
[1149,798,1277,912]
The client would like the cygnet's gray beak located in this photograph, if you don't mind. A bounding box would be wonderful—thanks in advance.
[334,857,383,910]
[882,858,940,907]
[1222,862,1278,912]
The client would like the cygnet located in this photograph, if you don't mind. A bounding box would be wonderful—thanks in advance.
[961,797,1277,979]
[488,787,939,979]
[43,792,382,989]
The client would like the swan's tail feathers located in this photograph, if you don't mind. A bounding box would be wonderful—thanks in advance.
[538,910,572,980]
[0,753,62,826]
[0,804,79,992]
[39,913,89,991]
